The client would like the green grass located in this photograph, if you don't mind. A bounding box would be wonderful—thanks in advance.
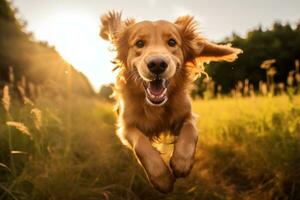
[0,95,299,200]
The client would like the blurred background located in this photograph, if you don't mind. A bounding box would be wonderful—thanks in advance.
[0,0,300,199]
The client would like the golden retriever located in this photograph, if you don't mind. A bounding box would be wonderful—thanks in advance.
[99,11,242,193]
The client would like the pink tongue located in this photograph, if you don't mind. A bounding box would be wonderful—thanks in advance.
[149,80,164,96]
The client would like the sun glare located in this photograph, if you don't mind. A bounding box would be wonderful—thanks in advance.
[34,11,115,90]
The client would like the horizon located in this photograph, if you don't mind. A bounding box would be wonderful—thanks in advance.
[12,0,300,90]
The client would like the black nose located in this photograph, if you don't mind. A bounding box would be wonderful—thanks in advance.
[147,57,168,74]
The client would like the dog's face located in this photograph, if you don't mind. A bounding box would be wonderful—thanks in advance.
[125,20,184,106]
[100,12,242,106]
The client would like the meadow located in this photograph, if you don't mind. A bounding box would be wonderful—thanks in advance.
[1,88,299,200]
[1,0,300,199]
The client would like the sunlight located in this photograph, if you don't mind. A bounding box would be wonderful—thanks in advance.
[34,11,115,90]
[2,0,300,198]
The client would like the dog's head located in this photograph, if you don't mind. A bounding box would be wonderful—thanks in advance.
[100,11,242,106]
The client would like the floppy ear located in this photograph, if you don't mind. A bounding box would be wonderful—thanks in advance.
[100,11,135,43]
[174,15,201,61]
[175,15,242,63]
[197,41,243,62]
[100,11,135,63]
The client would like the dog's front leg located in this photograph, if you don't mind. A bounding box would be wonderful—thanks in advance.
[120,126,175,193]
[170,115,198,178]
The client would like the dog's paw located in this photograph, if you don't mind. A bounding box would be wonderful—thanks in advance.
[148,167,175,193]
[170,154,194,178]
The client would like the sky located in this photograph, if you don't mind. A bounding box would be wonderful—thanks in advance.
[12,0,300,90]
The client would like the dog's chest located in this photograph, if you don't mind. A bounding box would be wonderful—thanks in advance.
[119,87,191,137]
[122,101,188,136]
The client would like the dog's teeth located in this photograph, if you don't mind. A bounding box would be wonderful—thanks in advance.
[162,79,166,87]
[146,87,167,100]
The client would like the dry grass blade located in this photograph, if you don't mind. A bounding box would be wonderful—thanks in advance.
[24,97,34,106]
[0,163,12,173]
[16,83,34,106]
[11,151,28,155]
[31,108,42,130]
[0,184,18,200]
[2,85,10,113]
[6,121,32,139]
[8,66,14,84]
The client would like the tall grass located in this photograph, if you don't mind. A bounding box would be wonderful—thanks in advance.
[0,89,299,199]
[191,96,300,199]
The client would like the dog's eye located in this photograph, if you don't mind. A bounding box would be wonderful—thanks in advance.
[167,39,177,47]
[135,40,145,48]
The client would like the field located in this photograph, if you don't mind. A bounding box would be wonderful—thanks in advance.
[0,92,300,200]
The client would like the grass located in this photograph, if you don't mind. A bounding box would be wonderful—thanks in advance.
[193,96,300,199]
[0,92,299,200]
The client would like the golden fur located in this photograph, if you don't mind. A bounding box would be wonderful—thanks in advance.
[100,11,242,193]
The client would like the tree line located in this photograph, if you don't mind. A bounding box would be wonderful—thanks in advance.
[202,21,300,95]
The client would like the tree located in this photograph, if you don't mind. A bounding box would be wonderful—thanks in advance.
[203,21,300,94]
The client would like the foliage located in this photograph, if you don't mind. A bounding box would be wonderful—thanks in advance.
[203,22,300,94]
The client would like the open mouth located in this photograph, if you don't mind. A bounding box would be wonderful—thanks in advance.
[143,79,169,106]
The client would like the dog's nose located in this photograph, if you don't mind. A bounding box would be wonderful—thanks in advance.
[147,56,168,74]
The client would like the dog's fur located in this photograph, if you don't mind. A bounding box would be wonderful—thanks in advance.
[100,11,242,193]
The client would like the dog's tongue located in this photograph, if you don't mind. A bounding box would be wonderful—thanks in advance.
[149,80,165,96]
